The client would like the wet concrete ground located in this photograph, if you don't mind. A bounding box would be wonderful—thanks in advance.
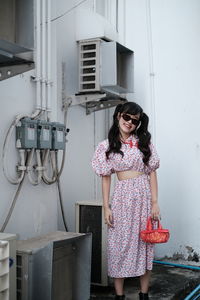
[90,263,200,300]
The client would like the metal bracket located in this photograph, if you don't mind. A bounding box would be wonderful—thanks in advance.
[62,93,127,114]
[63,93,106,107]
[85,98,127,115]
[0,62,34,81]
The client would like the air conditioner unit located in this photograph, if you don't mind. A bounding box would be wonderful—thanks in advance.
[78,38,134,95]
[0,233,17,300]
[75,201,108,286]
[16,231,92,300]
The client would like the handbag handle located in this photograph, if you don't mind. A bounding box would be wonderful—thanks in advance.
[146,217,162,231]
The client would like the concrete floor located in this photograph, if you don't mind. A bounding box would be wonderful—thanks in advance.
[90,263,200,300]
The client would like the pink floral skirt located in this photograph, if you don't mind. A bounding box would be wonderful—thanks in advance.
[107,175,154,278]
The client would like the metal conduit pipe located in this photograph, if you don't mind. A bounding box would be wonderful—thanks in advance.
[27,149,39,185]
[153,260,200,300]
[153,260,200,271]
[0,172,26,232]
[192,293,200,300]
[3,115,28,184]
[145,0,157,142]
[184,284,200,300]
[47,0,52,118]
[41,0,46,111]
[27,149,43,185]
[42,149,57,184]
[35,0,42,110]
[56,103,70,179]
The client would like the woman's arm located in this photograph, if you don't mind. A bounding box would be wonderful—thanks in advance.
[150,171,160,220]
[102,175,113,227]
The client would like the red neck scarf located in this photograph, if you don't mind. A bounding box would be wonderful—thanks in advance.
[121,139,138,148]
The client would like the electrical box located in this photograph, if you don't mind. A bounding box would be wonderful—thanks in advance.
[75,201,108,286]
[16,118,37,149]
[37,121,52,149]
[78,39,134,94]
[51,123,66,150]
[0,233,17,300]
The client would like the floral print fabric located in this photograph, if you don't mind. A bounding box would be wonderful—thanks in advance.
[92,135,160,278]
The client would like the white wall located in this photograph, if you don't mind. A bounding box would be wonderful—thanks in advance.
[0,71,58,239]
[0,0,123,239]
[54,0,124,231]
[126,0,200,260]
[0,1,58,239]
[1,0,199,262]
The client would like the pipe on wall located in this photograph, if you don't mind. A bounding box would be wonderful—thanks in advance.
[145,0,156,143]
[35,0,42,111]
[41,0,46,111]
[47,0,52,118]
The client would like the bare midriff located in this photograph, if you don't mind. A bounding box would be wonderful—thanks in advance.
[116,170,144,181]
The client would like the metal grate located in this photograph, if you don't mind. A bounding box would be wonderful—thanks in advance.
[79,205,102,284]
[0,241,9,300]
[79,40,101,93]
[16,255,22,300]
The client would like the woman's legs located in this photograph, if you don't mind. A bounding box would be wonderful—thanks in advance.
[139,270,151,293]
[114,278,125,295]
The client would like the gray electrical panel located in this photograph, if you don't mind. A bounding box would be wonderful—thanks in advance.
[51,123,66,150]
[16,118,37,149]
[37,120,52,149]
[16,119,66,150]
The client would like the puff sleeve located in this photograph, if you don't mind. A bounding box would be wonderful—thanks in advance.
[144,143,160,174]
[91,140,113,176]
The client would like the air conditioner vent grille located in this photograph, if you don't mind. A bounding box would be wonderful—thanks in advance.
[16,254,22,300]
[82,59,96,66]
[81,44,96,51]
[82,52,96,59]
[82,68,96,74]
[79,41,100,93]
[81,75,96,82]
[79,205,102,284]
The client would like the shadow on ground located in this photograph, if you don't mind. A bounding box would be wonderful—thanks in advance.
[90,264,200,299]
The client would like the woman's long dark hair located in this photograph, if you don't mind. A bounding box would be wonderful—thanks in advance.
[106,102,151,164]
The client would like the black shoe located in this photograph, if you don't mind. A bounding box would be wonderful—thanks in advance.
[115,295,125,300]
[139,292,149,300]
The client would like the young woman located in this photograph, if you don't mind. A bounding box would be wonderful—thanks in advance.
[92,102,160,300]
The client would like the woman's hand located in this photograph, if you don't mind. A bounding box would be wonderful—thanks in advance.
[151,202,160,220]
[104,207,113,227]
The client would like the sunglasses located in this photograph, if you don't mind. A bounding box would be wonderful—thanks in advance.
[121,114,140,126]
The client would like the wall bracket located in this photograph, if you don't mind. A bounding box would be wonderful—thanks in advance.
[62,93,127,114]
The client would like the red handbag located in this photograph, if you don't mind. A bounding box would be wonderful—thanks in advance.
[140,217,170,244]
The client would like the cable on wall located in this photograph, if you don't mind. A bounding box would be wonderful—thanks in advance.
[51,0,88,22]
[1,0,70,231]
[0,166,26,232]
[56,151,68,231]
[2,112,42,185]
